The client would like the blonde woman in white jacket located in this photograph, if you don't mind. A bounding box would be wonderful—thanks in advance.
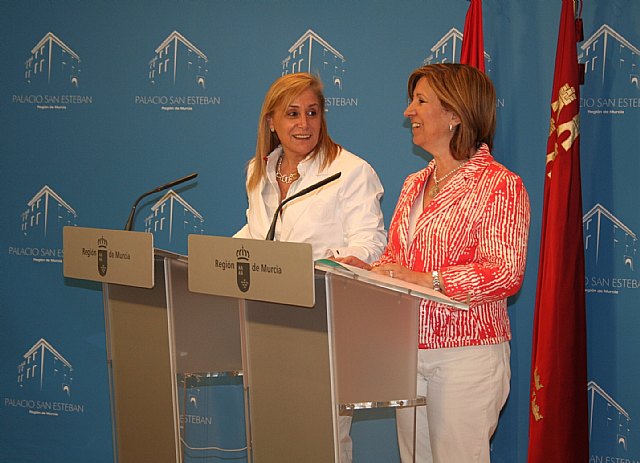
[235,73,386,263]
[235,73,386,462]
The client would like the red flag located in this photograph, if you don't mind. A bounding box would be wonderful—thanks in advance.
[460,0,485,71]
[528,0,588,461]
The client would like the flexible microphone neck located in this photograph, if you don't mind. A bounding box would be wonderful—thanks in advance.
[265,172,341,241]
[124,172,198,231]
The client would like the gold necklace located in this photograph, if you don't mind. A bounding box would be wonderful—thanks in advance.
[429,162,465,197]
[276,155,300,184]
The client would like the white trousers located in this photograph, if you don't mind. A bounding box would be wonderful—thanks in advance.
[339,413,353,462]
[396,342,510,463]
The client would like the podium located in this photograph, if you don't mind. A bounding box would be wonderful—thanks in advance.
[240,265,424,462]
[63,228,246,463]
[103,250,246,463]
[64,228,464,463]
[188,235,460,463]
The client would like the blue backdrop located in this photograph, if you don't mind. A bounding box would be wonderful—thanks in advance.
[1,1,638,462]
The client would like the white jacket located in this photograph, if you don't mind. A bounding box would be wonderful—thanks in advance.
[235,146,386,263]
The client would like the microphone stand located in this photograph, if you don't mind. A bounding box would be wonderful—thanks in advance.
[265,172,341,240]
[124,173,198,231]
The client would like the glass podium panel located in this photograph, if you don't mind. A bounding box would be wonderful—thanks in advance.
[103,252,248,463]
[103,249,424,463]
[164,256,247,463]
[327,274,420,407]
[240,269,422,462]
[103,258,179,463]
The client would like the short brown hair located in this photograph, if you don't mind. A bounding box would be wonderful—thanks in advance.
[407,63,496,160]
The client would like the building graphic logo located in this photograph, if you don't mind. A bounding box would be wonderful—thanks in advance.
[3,338,86,418]
[17,338,73,396]
[148,31,208,89]
[579,24,640,116]
[8,185,77,264]
[236,246,250,292]
[588,381,632,453]
[143,190,204,250]
[584,203,637,271]
[21,186,77,239]
[98,236,108,276]
[8,185,78,263]
[583,203,637,294]
[24,32,80,88]
[281,30,358,109]
[282,29,346,91]
[178,374,216,427]
[135,31,220,110]
[176,375,246,456]
[189,389,199,408]
[422,27,493,74]
[12,32,93,110]
[579,25,640,90]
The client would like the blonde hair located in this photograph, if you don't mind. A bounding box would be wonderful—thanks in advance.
[407,63,496,160]
[247,73,340,191]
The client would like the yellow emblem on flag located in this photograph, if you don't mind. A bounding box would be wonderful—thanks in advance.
[531,367,544,421]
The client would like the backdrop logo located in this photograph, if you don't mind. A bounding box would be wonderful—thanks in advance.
[180,382,214,427]
[583,203,638,294]
[143,189,204,250]
[134,31,221,111]
[588,381,633,457]
[282,29,358,109]
[422,27,494,73]
[422,28,502,107]
[12,32,93,110]
[236,246,250,292]
[97,236,108,276]
[579,24,640,116]
[3,338,85,417]
[7,185,77,263]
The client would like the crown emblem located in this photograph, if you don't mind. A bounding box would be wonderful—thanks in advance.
[98,236,108,249]
[236,246,250,261]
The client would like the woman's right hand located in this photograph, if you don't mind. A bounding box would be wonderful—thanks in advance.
[332,255,372,270]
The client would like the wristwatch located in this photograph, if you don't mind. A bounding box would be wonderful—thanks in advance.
[432,270,441,292]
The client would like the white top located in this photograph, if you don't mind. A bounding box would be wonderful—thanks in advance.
[235,146,386,263]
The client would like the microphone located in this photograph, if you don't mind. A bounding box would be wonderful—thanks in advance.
[124,172,198,231]
[265,172,341,240]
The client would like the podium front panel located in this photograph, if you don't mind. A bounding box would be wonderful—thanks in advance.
[240,269,422,462]
[165,257,242,375]
[104,258,179,463]
[327,274,420,405]
[165,256,247,461]
[242,274,337,463]
[104,252,247,463]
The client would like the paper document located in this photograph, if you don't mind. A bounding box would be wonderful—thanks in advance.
[315,260,468,310]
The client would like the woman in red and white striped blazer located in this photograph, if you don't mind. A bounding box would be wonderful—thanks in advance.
[340,64,530,462]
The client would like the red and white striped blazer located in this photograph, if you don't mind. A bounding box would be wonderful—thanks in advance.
[377,145,530,349]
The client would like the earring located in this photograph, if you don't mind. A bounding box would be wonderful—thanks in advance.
[449,123,453,132]
[270,127,275,133]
